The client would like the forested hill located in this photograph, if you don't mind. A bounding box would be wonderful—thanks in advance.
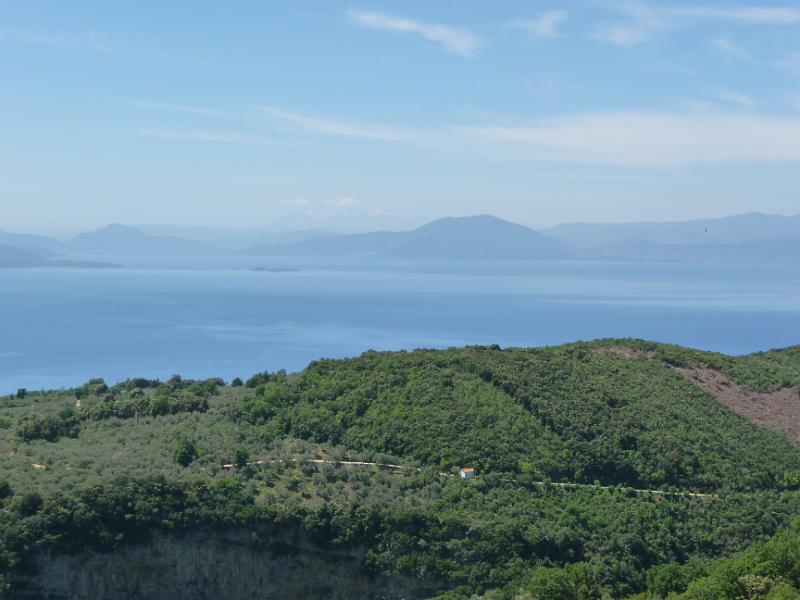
[260,341,800,491]
[2,339,800,598]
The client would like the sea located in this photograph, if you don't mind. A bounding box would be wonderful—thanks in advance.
[1,258,798,394]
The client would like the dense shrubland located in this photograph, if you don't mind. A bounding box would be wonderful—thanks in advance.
[636,520,800,599]
[2,339,800,598]
[13,376,216,442]
[256,344,800,491]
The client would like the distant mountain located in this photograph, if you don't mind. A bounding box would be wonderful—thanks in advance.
[8,213,799,264]
[0,231,64,255]
[585,238,800,263]
[135,224,270,241]
[243,229,335,249]
[135,225,334,250]
[67,224,212,255]
[0,244,51,268]
[544,212,800,247]
[248,215,575,260]
[0,244,118,269]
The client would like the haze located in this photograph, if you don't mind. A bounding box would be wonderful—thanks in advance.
[3,1,800,235]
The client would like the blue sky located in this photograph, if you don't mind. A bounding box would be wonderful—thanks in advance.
[2,1,800,234]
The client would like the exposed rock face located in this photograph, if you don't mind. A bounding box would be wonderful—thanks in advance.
[20,530,438,600]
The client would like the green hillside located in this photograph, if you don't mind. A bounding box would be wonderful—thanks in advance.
[2,339,800,598]
[636,520,800,599]
[265,343,800,490]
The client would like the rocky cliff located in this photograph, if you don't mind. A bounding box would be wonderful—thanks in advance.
[16,529,437,599]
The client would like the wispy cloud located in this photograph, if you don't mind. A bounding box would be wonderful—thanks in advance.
[324,196,360,208]
[282,196,402,222]
[134,101,425,143]
[596,3,800,46]
[134,99,800,168]
[594,3,663,45]
[708,88,755,109]
[254,106,424,142]
[136,129,273,146]
[710,37,750,59]
[594,24,652,46]
[594,2,664,45]
[0,27,110,52]
[512,11,569,37]
[131,101,227,116]
[346,10,480,57]
[675,6,800,25]
[779,53,800,75]
[457,111,800,167]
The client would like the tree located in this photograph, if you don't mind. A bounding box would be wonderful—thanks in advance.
[148,395,170,416]
[173,437,198,467]
[234,448,250,468]
[231,377,243,387]
[525,563,606,599]
[15,389,26,400]
[58,405,75,420]
[18,491,43,516]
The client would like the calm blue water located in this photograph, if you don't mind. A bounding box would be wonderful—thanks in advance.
[1,260,798,393]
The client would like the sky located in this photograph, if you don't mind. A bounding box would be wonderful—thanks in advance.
[2,1,800,234]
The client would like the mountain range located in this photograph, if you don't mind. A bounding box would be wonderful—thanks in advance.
[246,212,800,262]
[1,211,798,267]
[587,237,800,262]
[67,224,212,255]
[134,225,333,251]
[247,215,573,260]
[544,211,800,246]
[0,231,64,255]
[0,244,118,269]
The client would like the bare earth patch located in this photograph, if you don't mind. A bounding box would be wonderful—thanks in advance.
[594,347,656,360]
[674,365,800,445]
[595,346,800,445]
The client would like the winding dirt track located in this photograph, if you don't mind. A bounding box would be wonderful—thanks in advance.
[223,347,800,500]
[220,458,716,499]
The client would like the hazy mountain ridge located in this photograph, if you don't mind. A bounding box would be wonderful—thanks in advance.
[585,238,800,262]
[2,224,331,257]
[0,244,119,269]
[0,244,52,268]
[3,212,799,265]
[545,211,800,247]
[248,215,575,259]
[248,212,800,262]
[66,224,213,255]
[135,225,334,251]
[0,231,65,255]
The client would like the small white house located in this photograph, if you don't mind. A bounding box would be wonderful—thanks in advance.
[459,467,476,479]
